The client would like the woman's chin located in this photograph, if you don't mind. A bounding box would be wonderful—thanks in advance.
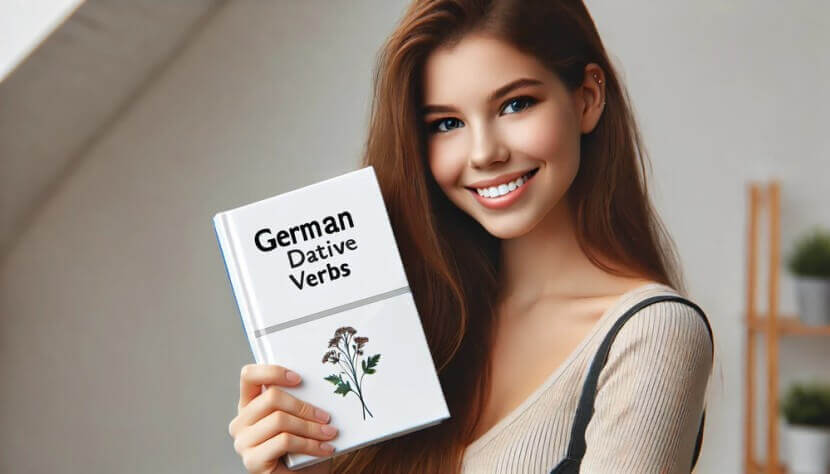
[477,216,537,240]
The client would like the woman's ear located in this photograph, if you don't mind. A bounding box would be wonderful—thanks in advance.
[575,63,606,134]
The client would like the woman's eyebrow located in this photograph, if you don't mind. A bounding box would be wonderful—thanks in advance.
[421,77,543,115]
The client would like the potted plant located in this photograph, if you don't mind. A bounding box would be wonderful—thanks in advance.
[786,226,830,326]
[779,380,830,474]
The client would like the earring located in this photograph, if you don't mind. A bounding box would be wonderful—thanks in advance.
[593,73,606,106]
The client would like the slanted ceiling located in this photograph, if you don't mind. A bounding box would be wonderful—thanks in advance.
[0,0,226,260]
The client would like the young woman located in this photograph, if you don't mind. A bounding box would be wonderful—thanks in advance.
[228,1,715,472]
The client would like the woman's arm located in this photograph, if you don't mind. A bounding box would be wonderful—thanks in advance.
[578,301,714,474]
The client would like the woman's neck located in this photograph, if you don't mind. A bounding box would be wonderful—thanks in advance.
[498,195,624,310]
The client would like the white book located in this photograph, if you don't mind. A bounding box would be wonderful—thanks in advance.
[213,166,451,470]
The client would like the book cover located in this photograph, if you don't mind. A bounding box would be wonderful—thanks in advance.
[213,166,451,470]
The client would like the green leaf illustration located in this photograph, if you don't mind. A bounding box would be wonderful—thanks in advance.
[334,381,352,396]
[324,374,342,386]
[321,326,378,419]
[362,354,380,374]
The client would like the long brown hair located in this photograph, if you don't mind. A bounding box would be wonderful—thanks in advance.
[333,0,685,471]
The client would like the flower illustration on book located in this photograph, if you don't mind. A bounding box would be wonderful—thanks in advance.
[321,326,380,420]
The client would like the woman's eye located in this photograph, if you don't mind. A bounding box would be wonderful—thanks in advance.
[426,96,537,135]
[429,117,464,134]
[501,96,537,115]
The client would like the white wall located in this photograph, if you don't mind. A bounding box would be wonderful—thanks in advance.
[0,0,84,81]
[1,1,828,472]
[589,2,830,471]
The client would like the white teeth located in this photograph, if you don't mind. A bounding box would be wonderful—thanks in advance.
[474,170,534,198]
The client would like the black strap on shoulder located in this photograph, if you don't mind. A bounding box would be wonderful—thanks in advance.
[550,295,714,473]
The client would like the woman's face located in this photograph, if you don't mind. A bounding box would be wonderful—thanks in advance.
[421,33,603,239]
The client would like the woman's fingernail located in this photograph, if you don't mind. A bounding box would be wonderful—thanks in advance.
[321,442,335,453]
[315,408,331,423]
[285,370,300,383]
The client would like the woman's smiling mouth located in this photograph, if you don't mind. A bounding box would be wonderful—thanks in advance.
[466,167,540,209]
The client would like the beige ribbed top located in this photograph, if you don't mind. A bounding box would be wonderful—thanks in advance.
[460,283,713,474]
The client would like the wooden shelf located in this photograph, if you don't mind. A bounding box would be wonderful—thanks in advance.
[746,459,787,474]
[746,313,830,335]
[743,181,830,474]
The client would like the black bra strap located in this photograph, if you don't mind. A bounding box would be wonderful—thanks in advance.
[560,295,714,471]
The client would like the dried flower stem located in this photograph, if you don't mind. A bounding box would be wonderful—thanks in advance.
[322,326,380,419]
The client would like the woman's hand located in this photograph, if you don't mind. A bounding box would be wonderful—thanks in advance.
[229,364,338,473]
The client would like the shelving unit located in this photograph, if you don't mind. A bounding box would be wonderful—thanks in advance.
[744,181,830,474]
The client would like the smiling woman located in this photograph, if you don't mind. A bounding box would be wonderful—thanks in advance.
[229,1,716,473]
[323,1,713,472]
[420,31,598,241]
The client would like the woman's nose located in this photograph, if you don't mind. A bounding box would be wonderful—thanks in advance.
[469,121,508,169]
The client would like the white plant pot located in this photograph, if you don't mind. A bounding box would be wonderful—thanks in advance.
[784,424,830,474]
[794,276,830,326]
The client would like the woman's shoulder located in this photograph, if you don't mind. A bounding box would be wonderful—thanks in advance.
[604,284,714,370]
[602,279,711,331]
[635,284,712,339]
[581,284,715,473]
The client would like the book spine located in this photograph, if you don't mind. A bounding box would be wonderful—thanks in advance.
[213,212,266,364]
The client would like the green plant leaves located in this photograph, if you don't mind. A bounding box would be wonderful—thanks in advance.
[326,374,352,396]
[787,226,830,277]
[324,374,353,396]
[324,374,343,385]
[362,354,380,374]
[779,380,830,427]
[334,381,352,396]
